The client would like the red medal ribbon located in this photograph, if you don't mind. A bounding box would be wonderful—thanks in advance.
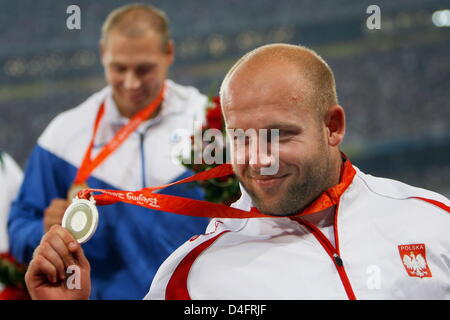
[77,158,357,219]
[73,83,167,185]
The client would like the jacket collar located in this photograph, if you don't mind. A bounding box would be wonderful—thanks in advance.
[248,153,356,218]
[291,155,356,217]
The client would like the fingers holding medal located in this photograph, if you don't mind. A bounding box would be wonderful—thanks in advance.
[67,182,89,201]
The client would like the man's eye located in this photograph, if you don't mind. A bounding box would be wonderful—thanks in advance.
[136,66,154,75]
[277,130,298,140]
[268,130,280,141]
[112,66,126,73]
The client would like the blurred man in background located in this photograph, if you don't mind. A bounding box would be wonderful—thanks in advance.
[8,3,209,299]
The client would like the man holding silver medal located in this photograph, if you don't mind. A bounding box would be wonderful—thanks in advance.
[25,43,450,300]
[8,4,209,299]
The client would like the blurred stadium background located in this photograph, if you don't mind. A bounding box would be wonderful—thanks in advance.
[0,0,449,197]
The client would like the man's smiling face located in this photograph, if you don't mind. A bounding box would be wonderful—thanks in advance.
[101,29,173,118]
[222,58,339,216]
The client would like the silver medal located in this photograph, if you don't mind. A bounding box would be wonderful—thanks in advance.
[62,197,99,244]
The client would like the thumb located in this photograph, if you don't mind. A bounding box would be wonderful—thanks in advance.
[68,241,90,269]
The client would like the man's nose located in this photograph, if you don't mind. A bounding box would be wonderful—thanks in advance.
[247,138,280,175]
[248,148,274,170]
[123,71,141,90]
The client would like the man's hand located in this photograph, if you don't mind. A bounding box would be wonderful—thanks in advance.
[44,199,70,232]
[25,225,91,300]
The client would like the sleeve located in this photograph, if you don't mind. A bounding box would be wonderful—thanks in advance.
[2,153,23,201]
[0,152,23,252]
[7,144,72,264]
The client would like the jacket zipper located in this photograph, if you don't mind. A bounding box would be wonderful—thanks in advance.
[297,220,357,300]
[138,132,147,188]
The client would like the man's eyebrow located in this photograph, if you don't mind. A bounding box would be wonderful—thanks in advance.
[264,123,302,131]
[225,124,302,133]
[136,62,156,68]
[109,62,156,68]
[109,62,124,67]
[226,124,301,130]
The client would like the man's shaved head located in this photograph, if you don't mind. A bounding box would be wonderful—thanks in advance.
[220,43,346,216]
[221,43,338,119]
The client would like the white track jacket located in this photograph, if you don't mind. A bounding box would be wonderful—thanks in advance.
[145,159,450,300]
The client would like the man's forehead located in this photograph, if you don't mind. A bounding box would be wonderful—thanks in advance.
[104,29,163,51]
[222,77,307,118]
[223,84,313,131]
[102,32,164,65]
[106,52,158,64]
[224,98,312,131]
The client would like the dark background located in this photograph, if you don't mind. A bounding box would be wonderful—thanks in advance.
[0,0,449,197]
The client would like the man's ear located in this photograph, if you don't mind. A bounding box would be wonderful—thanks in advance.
[325,105,346,147]
[166,39,175,65]
[99,41,106,66]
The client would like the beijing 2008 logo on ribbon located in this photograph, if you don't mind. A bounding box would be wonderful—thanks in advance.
[398,243,432,278]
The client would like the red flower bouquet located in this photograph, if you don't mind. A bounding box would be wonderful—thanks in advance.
[181,95,241,205]
[0,252,29,300]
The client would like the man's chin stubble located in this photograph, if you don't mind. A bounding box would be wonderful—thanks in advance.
[244,180,322,217]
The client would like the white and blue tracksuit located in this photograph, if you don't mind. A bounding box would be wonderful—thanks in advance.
[8,80,210,299]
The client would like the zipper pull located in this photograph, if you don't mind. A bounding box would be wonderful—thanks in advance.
[333,253,344,267]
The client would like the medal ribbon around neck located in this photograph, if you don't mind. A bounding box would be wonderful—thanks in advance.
[72,83,166,186]
[76,163,271,218]
[75,159,357,219]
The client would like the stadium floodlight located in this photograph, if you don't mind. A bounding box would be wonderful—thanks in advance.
[432,9,450,27]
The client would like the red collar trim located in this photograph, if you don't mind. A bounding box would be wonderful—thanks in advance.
[292,155,355,217]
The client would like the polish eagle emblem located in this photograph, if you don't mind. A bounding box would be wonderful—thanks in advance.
[398,244,432,278]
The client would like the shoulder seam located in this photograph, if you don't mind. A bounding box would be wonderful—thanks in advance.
[356,173,449,214]
[356,173,408,201]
